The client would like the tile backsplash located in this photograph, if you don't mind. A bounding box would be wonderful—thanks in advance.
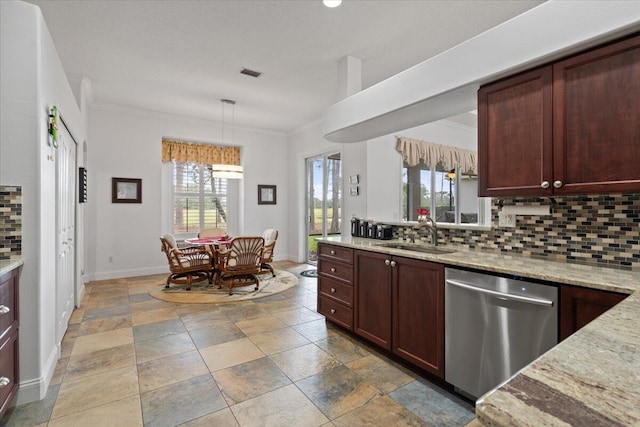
[0,186,22,260]
[395,194,639,271]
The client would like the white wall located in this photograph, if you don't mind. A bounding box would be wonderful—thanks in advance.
[86,105,290,280]
[0,0,85,404]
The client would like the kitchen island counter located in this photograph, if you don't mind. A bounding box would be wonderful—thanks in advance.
[316,236,639,426]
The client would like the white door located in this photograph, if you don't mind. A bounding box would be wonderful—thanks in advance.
[56,120,77,344]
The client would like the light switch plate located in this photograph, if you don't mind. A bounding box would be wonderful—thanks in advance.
[499,212,516,228]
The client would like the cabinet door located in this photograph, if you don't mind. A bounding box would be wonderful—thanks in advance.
[560,285,627,341]
[354,250,391,349]
[553,34,640,195]
[478,66,553,197]
[392,257,444,377]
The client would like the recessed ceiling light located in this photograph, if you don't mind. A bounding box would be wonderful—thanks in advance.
[323,0,342,8]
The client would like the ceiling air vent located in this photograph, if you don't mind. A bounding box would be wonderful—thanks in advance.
[240,68,262,78]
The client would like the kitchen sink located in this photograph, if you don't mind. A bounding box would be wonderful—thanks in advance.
[378,243,456,255]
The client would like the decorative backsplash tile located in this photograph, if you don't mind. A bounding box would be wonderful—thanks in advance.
[394,193,640,271]
[0,186,22,260]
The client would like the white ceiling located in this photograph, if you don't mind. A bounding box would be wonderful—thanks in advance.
[28,0,543,134]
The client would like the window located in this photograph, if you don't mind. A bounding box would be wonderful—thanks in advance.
[172,162,228,234]
[402,161,485,225]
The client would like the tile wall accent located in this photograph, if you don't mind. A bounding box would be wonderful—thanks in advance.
[394,194,640,271]
[0,186,22,260]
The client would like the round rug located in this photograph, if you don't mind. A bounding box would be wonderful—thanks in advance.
[148,270,298,304]
[300,269,318,278]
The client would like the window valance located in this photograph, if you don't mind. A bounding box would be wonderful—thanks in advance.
[396,136,477,173]
[162,139,240,166]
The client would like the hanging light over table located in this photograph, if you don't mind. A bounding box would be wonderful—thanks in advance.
[212,99,243,179]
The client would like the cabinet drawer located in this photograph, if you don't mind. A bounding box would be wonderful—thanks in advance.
[319,277,353,307]
[0,273,17,337]
[318,244,353,264]
[318,260,353,283]
[0,329,18,417]
[318,296,353,330]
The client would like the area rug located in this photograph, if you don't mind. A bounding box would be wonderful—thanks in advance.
[300,269,318,278]
[147,270,298,304]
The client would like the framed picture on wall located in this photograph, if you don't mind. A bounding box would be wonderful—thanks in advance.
[112,177,142,203]
[258,185,276,205]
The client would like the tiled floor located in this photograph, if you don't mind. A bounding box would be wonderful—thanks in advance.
[1,262,476,427]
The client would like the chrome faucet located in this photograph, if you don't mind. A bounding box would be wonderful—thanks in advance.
[412,216,438,246]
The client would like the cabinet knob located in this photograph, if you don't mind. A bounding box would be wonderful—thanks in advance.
[553,180,563,188]
[541,181,550,189]
[0,305,9,315]
[330,288,336,293]
[390,261,397,267]
[330,250,336,255]
[330,309,336,314]
[385,259,390,266]
[0,377,9,388]
[330,267,336,273]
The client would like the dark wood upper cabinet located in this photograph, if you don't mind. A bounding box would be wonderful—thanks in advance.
[479,33,640,197]
[478,66,553,197]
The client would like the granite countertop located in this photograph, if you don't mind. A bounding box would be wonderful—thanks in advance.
[0,258,23,277]
[317,236,640,426]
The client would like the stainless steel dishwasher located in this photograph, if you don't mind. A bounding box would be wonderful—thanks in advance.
[445,267,558,400]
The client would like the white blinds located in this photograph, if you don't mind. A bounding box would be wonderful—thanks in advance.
[396,136,477,173]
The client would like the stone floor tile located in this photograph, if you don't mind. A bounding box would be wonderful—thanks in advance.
[134,331,197,363]
[234,314,289,336]
[292,319,340,342]
[137,350,209,393]
[213,357,291,405]
[296,365,383,419]
[65,343,136,381]
[255,296,301,313]
[388,379,475,427]
[132,318,185,343]
[70,327,134,357]
[248,326,311,355]
[270,306,324,326]
[180,408,239,426]
[0,384,60,426]
[189,322,246,348]
[230,384,328,427]
[131,306,178,326]
[315,333,371,363]
[332,395,428,426]
[179,306,230,331]
[269,343,341,382]
[140,375,226,427]
[77,314,132,336]
[199,338,265,372]
[346,354,416,394]
[81,303,130,323]
[50,365,139,420]
[46,395,143,427]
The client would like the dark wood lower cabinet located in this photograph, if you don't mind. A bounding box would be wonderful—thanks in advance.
[354,251,391,349]
[560,284,627,340]
[354,249,445,378]
[393,257,444,378]
[0,265,21,419]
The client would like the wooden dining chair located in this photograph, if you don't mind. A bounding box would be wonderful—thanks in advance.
[160,234,213,290]
[198,227,226,238]
[259,229,278,277]
[214,236,264,295]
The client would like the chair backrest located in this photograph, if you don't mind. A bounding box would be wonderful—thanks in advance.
[161,233,177,249]
[261,229,278,261]
[226,237,264,269]
[160,235,179,268]
[199,228,225,238]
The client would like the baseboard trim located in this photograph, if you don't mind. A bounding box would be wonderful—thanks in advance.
[13,344,58,406]
[85,265,168,282]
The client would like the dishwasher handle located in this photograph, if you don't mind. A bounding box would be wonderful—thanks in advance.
[446,279,554,307]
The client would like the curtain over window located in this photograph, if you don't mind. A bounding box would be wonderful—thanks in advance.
[162,139,240,166]
[396,136,477,174]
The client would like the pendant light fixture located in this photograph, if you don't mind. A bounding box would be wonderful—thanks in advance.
[212,98,243,179]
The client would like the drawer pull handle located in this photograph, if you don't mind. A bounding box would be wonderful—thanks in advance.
[541,181,550,189]
[330,309,336,314]
[331,288,336,293]
[0,305,9,315]
[390,261,396,267]
[0,377,9,388]
[330,250,336,255]
[385,260,390,266]
[553,180,563,188]
[330,267,336,273]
